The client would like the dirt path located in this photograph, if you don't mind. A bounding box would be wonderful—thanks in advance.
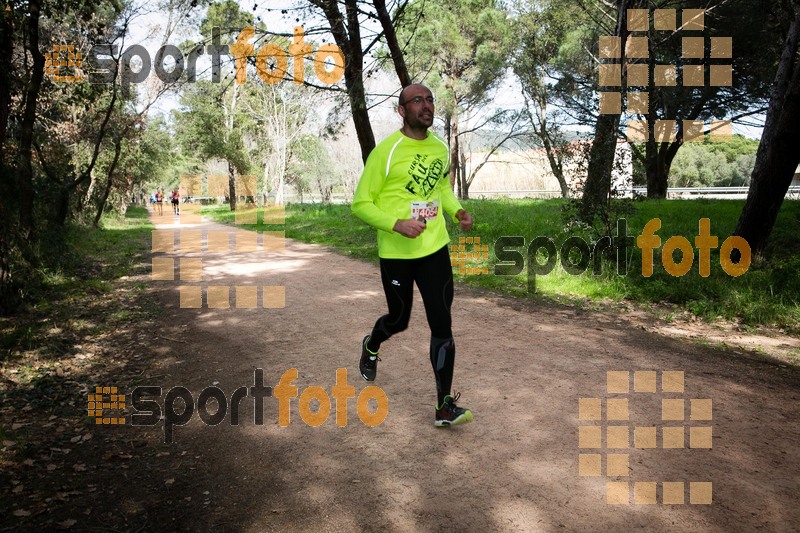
[128,212,798,532]
[5,211,799,532]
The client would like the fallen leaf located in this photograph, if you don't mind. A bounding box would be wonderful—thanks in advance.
[12,485,23,494]
[2,440,14,447]
[165,478,175,486]
[13,510,31,517]
[58,519,77,529]
[46,464,58,471]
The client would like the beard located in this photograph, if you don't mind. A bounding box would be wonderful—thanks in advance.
[407,112,433,129]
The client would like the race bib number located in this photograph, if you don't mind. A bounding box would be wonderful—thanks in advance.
[411,201,439,221]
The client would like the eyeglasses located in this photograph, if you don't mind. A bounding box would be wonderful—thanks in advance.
[400,96,435,106]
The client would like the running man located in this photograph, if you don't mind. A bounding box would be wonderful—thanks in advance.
[351,83,474,427]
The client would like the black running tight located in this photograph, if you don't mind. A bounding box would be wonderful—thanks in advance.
[367,245,456,405]
[368,245,453,346]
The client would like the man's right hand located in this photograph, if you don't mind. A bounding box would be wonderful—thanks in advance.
[393,219,427,238]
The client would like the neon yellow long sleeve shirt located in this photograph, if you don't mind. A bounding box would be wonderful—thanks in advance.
[352,130,463,259]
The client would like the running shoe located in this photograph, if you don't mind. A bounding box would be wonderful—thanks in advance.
[435,392,473,427]
[359,335,380,381]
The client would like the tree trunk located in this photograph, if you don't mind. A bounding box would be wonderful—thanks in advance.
[646,139,683,198]
[734,2,800,256]
[228,160,237,211]
[18,0,46,237]
[579,113,620,220]
[225,81,239,211]
[314,0,376,162]
[119,176,134,217]
[645,136,667,199]
[538,120,569,198]
[81,169,96,212]
[450,110,459,195]
[578,0,629,223]
[0,5,13,166]
[345,60,375,163]
[94,138,123,227]
[373,0,411,88]
[56,187,71,225]
[459,147,468,200]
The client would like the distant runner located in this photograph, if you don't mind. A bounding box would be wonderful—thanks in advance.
[171,189,180,215]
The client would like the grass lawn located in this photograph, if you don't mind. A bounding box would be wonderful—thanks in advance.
[203,199,800,334]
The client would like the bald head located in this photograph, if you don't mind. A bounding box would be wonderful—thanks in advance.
[399,83,431,106]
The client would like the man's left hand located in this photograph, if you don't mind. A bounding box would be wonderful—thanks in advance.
[456,209,473,231]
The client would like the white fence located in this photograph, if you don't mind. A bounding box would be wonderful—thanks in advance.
[178,186,800,205]
[470,186,800,201]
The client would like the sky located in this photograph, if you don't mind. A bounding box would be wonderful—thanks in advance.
[117,0,763,140]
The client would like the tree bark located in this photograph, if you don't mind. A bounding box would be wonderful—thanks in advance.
[458,147,468,199]
[579,113,620,220]
[0,5,14,166]
[537,115,569,198]
[734,1,800,256]
[373,0,411,87]
[645,137,682,199]
[94,137,123,227]
[449,109,459,195]
[226,82,239,211]
[228,160,237,212]
[18,0,46,236]
[313,0,376,162]
[578,0,629,223]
